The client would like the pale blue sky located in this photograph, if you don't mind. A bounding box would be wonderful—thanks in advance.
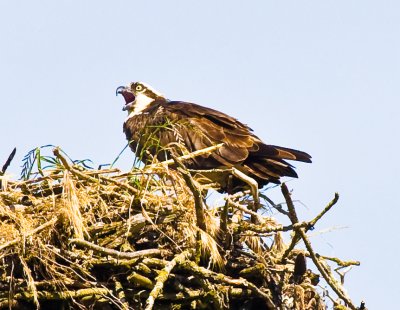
[1,1,399,308]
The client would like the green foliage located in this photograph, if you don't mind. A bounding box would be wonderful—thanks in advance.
[20,145,93,180]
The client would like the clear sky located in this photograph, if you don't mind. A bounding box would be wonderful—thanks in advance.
[1,1,399,308]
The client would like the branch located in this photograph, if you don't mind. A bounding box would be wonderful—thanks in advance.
[113,278,129,310]
[239,221,308,234]
[308,193,339,230]
[0,288,110,301]
[318,254,360,267]
[180,260,276,309]
[280,188,340,262]
[172,154,207,232]
[69,239,169,259]
[144,143,224,171]
[280,183,357,310]
[1,147,16,175]
[53,147,139,195]
[145,250,193,310]
[226,199,263,223]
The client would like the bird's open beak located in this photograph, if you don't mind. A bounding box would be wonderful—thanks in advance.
[116,86,125,96]
[116,86,136,111]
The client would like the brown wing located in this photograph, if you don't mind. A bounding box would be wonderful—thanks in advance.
[158,101,311,185]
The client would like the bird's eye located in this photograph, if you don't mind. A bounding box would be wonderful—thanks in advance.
[136,85,143,91]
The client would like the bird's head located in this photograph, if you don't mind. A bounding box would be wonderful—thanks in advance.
[116,82,165,116]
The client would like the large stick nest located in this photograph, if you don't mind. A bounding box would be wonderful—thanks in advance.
[0,146,363,310]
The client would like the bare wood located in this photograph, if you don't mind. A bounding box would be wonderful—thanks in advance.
[145,144,224,170]
[70,239,169,259]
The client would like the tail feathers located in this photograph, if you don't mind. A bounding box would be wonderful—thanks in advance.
[244,157,299,185]
[242,143,311,186]
[257,144,312,163]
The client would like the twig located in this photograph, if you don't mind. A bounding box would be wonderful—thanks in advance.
[0,288,110,301]
[1,147,16,175]
[260,193,290,216]
[144,144,224,171]
[0,147,16,189]
[197,278,224,310]
[335,266,353,285]
[280,183,357,310]
[69,239,169,259]
[53,147,139,195]
[220,200,229,247]
[280,188,340,262]
[227,199,264,223]
[145,250,192,310]
[113,277,129,310]
[239,221,308,234]
[180,260,276,309]
[318,255,360,267]
[308,193,339,230]
[172,155,207,232]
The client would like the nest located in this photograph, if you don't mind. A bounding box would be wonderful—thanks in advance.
[0,146,363,310]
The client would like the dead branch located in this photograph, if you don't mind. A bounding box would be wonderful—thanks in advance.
[173,154,207,232]
[69,239,169,260]
[145,250,193,310]
[281,183,357,310]
[1,147,16,175]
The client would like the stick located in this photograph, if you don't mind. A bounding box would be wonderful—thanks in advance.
[113,277,129,310]
[180,260,276,309]
[172,154,207,232]
[145,250,192,310]
[145,144,224,170]
[280,183,357,310]
[227,199,264,223]
[280,188,340,262]
[53,147,139,195]
[70,239,169,259]
[0,147,16,189]
[308,193,339,230]
[1,147,16,175]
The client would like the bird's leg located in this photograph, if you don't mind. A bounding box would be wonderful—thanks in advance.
[230,168,260,223]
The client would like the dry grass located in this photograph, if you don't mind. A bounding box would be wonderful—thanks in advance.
[0,146,361,310]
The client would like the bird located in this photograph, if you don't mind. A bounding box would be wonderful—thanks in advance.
[116,82,311,192]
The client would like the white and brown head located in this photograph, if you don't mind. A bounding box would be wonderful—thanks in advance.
[116,82,166,117]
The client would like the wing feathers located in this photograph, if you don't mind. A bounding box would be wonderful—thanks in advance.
[128,100,311,190]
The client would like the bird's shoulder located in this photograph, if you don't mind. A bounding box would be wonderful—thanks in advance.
[155,100,253,132]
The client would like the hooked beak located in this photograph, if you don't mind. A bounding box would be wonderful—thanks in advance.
[116,86,136,111]
[116,86,125,96]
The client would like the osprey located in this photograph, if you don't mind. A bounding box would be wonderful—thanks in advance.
[117,82,311,192]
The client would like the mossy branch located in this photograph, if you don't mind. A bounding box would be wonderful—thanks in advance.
[145,250,193,310]
[281,183,357,310]
[70,239,169,259]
